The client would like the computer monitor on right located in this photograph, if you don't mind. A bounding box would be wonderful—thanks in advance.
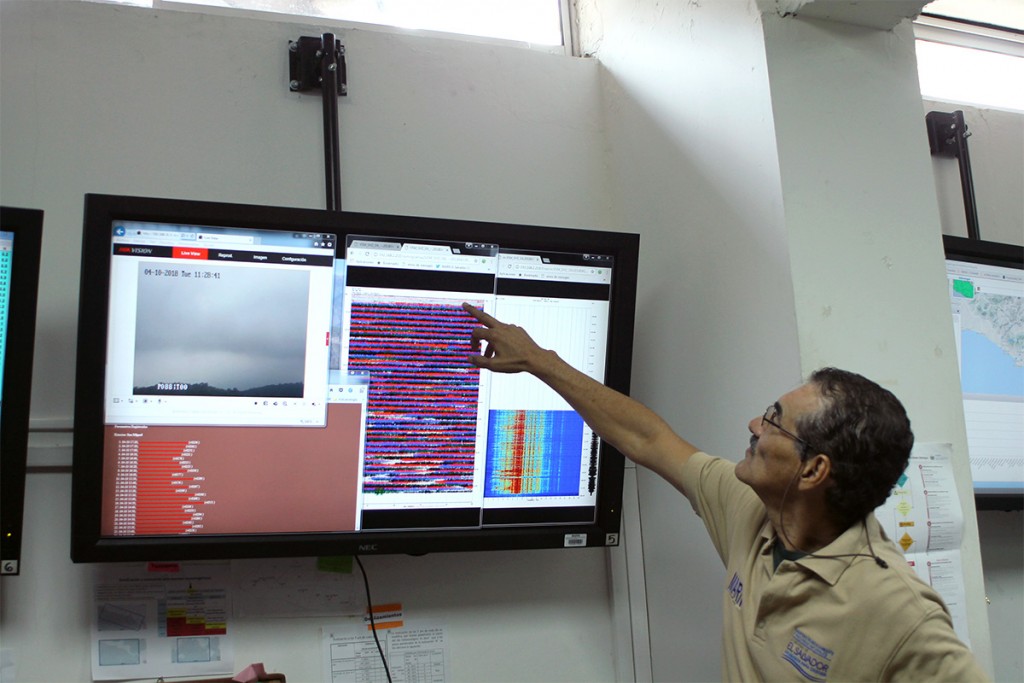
[943,235,1024,511]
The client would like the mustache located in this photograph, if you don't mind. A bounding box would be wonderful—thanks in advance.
[749,435,759,453]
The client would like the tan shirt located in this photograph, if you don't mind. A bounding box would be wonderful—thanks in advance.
[681,452,988,682]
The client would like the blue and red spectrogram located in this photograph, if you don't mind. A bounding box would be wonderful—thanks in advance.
[485,409,584,497]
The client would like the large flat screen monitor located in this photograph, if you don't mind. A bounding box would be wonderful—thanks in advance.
[71,194,639,562]
[1,206,44,575]
[943,235,1024,511]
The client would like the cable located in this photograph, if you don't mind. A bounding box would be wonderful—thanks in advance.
[354,555,393,683]
[777,466,889,569]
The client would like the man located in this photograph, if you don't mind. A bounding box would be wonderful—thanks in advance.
[462,302,987,682]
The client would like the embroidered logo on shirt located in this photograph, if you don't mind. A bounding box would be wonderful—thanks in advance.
[782,628,834,682]
[727,572,743,608]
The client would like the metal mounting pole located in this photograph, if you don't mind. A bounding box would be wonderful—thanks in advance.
[925,110,980,241]
[289,34,348,212]
[321,34,342,211]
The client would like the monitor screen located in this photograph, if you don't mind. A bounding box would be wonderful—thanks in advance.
[942,235,1024,511]
[71,194,639,562]
[1,206,44,575]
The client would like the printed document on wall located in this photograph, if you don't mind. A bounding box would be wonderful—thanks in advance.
[322,619,449,683]
[90,562,234,680]
[875,442,969,644]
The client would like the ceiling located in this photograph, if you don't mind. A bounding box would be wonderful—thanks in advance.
[762,0,1024,31]
[924,0,1024,31]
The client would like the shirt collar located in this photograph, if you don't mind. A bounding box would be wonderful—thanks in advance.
[761,514,883,586]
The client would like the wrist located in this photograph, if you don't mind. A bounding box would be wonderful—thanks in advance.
[530,347,566,381]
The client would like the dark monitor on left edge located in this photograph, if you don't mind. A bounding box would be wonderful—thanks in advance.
[1,207,44,575]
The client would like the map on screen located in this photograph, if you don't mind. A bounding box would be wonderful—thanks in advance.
[947,258,1024,495]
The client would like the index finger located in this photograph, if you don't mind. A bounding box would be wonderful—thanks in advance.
[462,302,500,327]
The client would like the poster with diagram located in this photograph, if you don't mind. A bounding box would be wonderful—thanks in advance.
[91,562,234,680]
[875,443,969,645]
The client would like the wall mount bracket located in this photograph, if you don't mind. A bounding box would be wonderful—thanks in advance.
[925,110,980,241]
[288,36,347,95]
[288,34,346,211]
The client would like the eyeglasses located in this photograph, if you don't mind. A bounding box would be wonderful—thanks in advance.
[761,404,814,455]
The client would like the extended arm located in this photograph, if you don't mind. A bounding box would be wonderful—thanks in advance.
[463,303,698,494]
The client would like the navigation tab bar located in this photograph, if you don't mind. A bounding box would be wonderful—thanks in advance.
[112,243,334,267]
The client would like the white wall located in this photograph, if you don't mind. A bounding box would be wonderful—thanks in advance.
[977,509,1024,683]
[1,1,1013,681]
[0,2,622,681]
[0,1,614,427]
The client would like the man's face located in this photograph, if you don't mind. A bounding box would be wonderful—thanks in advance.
[735,383,824,504]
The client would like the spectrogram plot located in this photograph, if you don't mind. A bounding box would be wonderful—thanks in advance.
[485,410,584,497]
[349,301,481,494]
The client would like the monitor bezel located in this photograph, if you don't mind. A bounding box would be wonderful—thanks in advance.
[942,234,1024,512]
[71,193,639,562]
[1,206,44,575]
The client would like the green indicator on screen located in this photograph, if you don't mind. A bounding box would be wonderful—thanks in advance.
[952,279,975,298]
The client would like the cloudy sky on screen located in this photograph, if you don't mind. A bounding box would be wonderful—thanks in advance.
[133,265,310,391]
